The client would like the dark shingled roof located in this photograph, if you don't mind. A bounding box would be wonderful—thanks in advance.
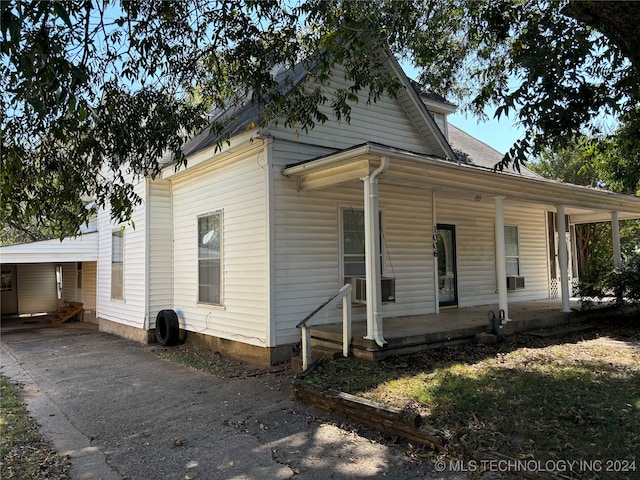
[159,61,311,168]
[407,79,449,103]
[447,123,541,179]
[159,101,264,168]
[160,65,539,181]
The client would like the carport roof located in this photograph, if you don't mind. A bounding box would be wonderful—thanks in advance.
[0,232,98,264]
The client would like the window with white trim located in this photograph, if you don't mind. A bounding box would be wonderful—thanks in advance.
[505,225,520,276]
[111,230,124,299]
[198,212,222,304]
[341,208,382,282]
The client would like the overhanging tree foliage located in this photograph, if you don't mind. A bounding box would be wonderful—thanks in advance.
[2,0,639,241]
[529,124,640,284]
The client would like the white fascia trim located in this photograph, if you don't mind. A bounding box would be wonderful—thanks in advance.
[160,128,261,180]
[283,143,640,214]
[384,53,458,161]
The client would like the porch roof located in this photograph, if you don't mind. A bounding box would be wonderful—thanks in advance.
[282,142,640,223]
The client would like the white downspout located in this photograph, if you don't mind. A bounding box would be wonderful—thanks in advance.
[611,211,622,270]
[494,196,510,321]
[364,156,389,347]
[556,205,571,313]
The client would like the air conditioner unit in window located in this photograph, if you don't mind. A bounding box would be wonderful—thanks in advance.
[352,277,396,304]
[506,276,525,291]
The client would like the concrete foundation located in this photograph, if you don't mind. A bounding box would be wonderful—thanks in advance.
[82,309,97,324]
[182,329,296,366]
[309,298,617,362]
[97,317,297,366]
[98,317,155,344]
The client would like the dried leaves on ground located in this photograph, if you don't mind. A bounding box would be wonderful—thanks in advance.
[306,320,640,476]
[153,344,290,379]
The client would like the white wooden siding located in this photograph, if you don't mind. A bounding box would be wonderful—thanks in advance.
[82,261,97,310]
[435,193,550,307]
[96,173,147,328]
[271,139,333,165]
[147,179,173,326]
[432,112,447,138]
[171,147,269,346]
[272,159,437,345]
[267,66,434,158]
[61,262,77,302]
[504,206,549,300]
[435,194,498,307]
[380,184,435,313]
[272,148,551,344]
[16,263,57,313]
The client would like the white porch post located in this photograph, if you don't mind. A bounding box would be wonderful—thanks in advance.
[493,196,510,321]
[556,205,571,313]
[611,210,622,270]
[363,157,389,346]
[363,178,374,340]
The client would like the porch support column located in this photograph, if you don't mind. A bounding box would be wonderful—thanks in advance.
[363,156,389,347]
[611,211,622,270]
[556,205,571,313]
[493,196,510,321]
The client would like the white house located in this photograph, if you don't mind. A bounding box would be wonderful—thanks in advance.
[3,52,640,365]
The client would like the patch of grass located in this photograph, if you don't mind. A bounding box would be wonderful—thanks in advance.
[0,376,69,480]
[306,325,640,477]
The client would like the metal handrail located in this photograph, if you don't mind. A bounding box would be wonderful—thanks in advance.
[296,283,352,371]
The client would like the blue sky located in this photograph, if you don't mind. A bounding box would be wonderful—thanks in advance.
[401,62,524,155]
[448,110,525,155]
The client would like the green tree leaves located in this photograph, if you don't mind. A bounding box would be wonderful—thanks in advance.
[529,122,640,281]
[1,0,638,241]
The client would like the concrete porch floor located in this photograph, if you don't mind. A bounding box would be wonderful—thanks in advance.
[310,298,589,361]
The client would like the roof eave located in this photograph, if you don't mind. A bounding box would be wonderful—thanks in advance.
[281,143,640,216]
[160,127,262,180]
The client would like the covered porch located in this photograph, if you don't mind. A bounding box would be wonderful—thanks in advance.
[309,298,609,361]
[284,143,640,352]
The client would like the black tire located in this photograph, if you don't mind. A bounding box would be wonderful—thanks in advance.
[155,310,180,346]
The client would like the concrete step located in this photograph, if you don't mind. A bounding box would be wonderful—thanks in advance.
[312,345,343,361]
[310,336,346,351]
[310,328,343,343]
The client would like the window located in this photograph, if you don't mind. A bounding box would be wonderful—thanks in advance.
[111,230,124,299]
[342,208,382,281]
[198,212,222,304]
[56,265,63,300]
[1,269,12,292]
[505,225,520,276]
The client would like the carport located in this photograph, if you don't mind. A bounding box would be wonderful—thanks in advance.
[0,233,98,323]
